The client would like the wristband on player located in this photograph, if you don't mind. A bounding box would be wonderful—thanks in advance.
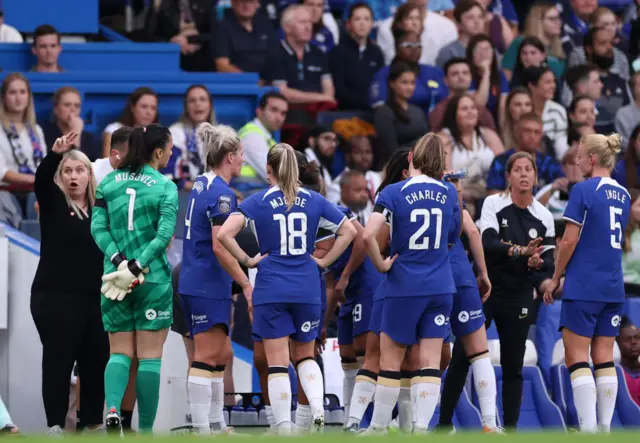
[512,246,520,258]
[111,253,127,268]
[127,259,144,276]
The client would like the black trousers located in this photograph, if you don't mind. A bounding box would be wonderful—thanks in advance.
[439,295,532,429]
[31,291,109,428]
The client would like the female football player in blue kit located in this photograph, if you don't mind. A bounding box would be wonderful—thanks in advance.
[362,133,460,434]
[177,123,252,435]
[544,133,629,434]
[217,143,357,435]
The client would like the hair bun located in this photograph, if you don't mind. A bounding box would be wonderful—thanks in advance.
[606,133,621,154]
[196,122,215,137]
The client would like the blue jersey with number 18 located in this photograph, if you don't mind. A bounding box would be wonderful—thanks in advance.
[562,177,630,303]
[178,173,237,300]
[238,186,347,306]
[374,175,459,298]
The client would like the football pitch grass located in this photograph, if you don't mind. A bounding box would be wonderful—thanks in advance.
[16,430,640,441]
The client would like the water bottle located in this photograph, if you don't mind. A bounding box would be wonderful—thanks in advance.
[443,168,468,181]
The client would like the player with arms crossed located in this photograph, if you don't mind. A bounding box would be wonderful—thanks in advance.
[91,124,178,434]
[544,133,629,434]
[217,144,356,435]
[362,133,460,434]
[178,123,252,435]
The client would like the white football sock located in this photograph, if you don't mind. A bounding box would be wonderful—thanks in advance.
[370,371,401,430]
[570,365,598,433]
[595,364,618,434]
[188,366,213,434]
[295,404,312,432]
[471,354,497,429]
[414,368,442,431]
[398,375,413,432]
[268,366,293,435]
[347,370,377,427]
[342,360,359,424]
[297,359,325,417]
[265,405,275,428]
[209,367,227,432]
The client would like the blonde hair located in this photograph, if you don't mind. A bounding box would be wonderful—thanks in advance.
[267,143,299,210]
[581,133,621,171]
[0,73,37,127]
[411,132,446,179]
[522,3,565,60]
[54,150,97,219]
[197,122,240,169]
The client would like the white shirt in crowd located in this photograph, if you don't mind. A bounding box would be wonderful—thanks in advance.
[0,124,46,185]
[93,158,115,185]
[304,148,333,191]
[103,122,123,136]
[542,100,569,161]
[376,11,458,66]
[326,167,381,204]
[0,23,23,43]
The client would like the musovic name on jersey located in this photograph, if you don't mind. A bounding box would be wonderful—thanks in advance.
[269,195,308,209]
[114,171,158,187]
[405,189,448,205]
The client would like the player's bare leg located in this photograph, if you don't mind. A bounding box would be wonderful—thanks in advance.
[458,325,498,431]
[291,339,325,433]
[104,332,135,435]
[120,358,138,432]
[188,325,231,435]
[563,329,597,433]
[412,337,444,434]
[134,329,169,434]
[346,331,379,430]
[590,335,617,434]
[440,342,451,371]
[253,341,274,431]
[399,345,419,432]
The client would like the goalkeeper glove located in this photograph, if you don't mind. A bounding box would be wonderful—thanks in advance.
[101,280,131,301]
[102,259,146,291]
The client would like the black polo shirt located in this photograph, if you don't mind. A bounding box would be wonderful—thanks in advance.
[595,72,631,135]
[214,8,278,74]
[263,39,331,93]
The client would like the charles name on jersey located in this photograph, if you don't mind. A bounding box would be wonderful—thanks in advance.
[113,171,158,187]
[405,188,448,205]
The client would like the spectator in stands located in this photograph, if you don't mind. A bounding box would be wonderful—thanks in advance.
[561,0,598,54]
[438,93,504,211]
[329,2,384,111]
[93,127,131,185]
[263,5,335,107]
[435,0,485,69]
[615,72,640,146]
[623,191,640,284]
[501,87,533,150]
[0,9,22,43]
[563,64,603,108]
[31,24,63,73]
[474,0,514,54]
[0,394,18,434]
[237,91,288,186]
[616,317,640,406]
[338,169,373,224]
[0,73,47,188]
[31,133,108,436]
[591,7,628,52]
[613,124,640,189]
[630,3,640,67]
[301,0,336,53]
[502,2,566,82]
[377,0,458,66]
[342,0,454,25]
[373,61,429,164]
[523,66,568,161]
[430,58,495,131]
[568,95,596,135]
[303,125,339,188]
[370,29,448,116]
[387,3,423,41]
[487,113,565,193]
[467,34,509,127]
[146,0,214,72]
[102,87,159,158]
[41,87,99,162]
[214,0,278,77]
[535,146,581,220]
[327,135,380,204]
[568,26,630,81]
[509,37,565,90]
[168,85,214,191]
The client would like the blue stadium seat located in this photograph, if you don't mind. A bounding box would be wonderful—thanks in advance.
[551,364,640,429]
[624,297,640,327]
[472,366,565,430]
[19,220,41,241]
[536,301,563,387]
[25,192,38,221]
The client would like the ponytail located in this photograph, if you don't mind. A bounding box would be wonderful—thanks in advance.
[197,122,239,169]
[267,143,299,210]
[119,124,171,173]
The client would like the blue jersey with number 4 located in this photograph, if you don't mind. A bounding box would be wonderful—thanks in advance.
[238,186,347,306]
[563,177,630,303]
[374,175,459,297]
[178,172,237,300]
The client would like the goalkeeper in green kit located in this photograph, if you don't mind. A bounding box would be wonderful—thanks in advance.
[90,124,178,435]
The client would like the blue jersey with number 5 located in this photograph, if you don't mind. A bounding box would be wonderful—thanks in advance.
[178,172,237,300]
[562,177,630,303]
[238,186,347,306]
[374,175,459,297]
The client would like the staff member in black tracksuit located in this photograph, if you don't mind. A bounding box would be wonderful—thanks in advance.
[438,151,557,431]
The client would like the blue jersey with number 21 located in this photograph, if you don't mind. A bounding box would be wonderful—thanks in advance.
[562,177,630,303]
[238,186,347,306]
[374,175,459,298]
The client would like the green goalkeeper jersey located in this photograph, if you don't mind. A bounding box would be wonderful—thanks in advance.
[91,165,179,284]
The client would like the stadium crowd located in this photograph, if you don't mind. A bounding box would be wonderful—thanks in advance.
[1,0,640,436]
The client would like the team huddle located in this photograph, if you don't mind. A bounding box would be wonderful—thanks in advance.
[79,120,629,435]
